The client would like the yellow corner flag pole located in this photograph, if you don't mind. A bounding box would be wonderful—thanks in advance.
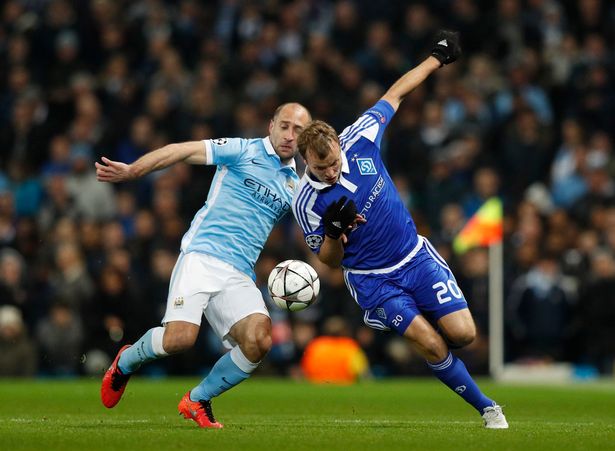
[453,198,504,379]
[489,240,504,379]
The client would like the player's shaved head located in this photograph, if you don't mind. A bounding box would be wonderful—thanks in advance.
[273,103,311,122]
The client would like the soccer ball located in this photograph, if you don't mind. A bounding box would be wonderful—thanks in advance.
[267,260,320,311]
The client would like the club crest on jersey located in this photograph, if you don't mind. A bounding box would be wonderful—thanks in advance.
[305,234,323,249]
[286,178,296,192]
[173,297,184,309]
[212,138,228,146]
[357,158,377,175]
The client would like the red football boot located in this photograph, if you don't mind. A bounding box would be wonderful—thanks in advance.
[101,344,132,408]
[178,391,223,428]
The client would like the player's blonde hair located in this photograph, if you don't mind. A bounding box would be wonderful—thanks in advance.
[297,120,339,159]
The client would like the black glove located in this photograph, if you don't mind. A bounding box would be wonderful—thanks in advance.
[322,196,357,240]
[430,30,461,66]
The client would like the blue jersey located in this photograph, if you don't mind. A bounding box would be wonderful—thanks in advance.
[181,137,299,280]
[292,100,419,273]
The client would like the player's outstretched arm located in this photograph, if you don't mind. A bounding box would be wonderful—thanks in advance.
[381,30,461,112]
[95,141,206,182]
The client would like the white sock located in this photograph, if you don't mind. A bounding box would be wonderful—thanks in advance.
[229,346,259,373]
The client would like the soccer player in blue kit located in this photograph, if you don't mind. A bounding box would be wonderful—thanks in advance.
[292,31,508,429]
[96,103,311,428]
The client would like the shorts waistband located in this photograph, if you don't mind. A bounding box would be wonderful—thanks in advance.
[343,235,424,275]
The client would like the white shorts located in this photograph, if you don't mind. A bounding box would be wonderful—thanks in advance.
[162,252,269,349]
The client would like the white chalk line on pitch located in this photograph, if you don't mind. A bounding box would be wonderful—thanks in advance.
[4,418,606,428]
[227,418,601,427]
[331,419,599,426]
[5,418,152,424]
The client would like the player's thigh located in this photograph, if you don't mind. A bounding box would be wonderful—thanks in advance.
[162,252,215,326]
[204,276,269,350]
[437,308,476,346]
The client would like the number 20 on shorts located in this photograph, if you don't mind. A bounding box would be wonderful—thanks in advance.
[432,280,462,304]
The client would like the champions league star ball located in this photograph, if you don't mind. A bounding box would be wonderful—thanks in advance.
[267,260,320,311]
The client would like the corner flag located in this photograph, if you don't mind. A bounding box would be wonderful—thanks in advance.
[453,197,503,254]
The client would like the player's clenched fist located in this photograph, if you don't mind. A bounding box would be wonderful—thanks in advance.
[323,196,357,240]
[430,30,461,66]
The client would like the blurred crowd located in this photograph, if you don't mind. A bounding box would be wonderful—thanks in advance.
[0,0,614,379]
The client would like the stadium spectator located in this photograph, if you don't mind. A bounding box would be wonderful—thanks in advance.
[66,145,117,221]
[575,248,615,374]
[0,247,28,309]
[36,301,84,376]
[0,305,37,377]
[86,265,146,358]
[500,108,553,202]
[48,240,95,313]
[506,252,577,361]
[462,166,502,217]
[0,95,49,174]
[38,174,78,234]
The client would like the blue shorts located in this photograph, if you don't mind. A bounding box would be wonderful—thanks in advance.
[343,237,468,335]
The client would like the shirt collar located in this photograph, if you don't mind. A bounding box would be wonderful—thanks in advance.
[263,137,297,172]
[341,149,350,174]
[263,137,276,155]
[304,150,350,191]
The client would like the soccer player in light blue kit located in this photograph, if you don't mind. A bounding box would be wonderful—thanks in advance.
[96,103,311,428]
[292,31,508,429]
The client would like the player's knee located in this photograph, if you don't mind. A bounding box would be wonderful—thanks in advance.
[253,329,273,360]
[455,329,476,347]
[257,331,272,357]
[446,327,476,348]
[242,328,272,361]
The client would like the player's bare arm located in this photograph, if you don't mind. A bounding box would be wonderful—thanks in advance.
[380,57,441,112]
[317,235,345,267]
[381,30,461,112]
[317,214,362,268]
[95,140,206,182]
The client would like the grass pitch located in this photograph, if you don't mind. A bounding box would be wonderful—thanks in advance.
[1,377,614,451]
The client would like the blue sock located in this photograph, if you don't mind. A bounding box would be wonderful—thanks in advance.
[429,352,494,413]
[190,351,252,401]
[118,327,168,374]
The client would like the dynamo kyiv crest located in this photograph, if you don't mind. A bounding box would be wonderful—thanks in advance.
[356,158,377,175]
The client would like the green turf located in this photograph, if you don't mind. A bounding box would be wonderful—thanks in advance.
[1,377,614,451]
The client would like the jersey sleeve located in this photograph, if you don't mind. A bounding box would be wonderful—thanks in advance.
[292,185,325,254]
[203,137,246,166]
[338,100,395,150]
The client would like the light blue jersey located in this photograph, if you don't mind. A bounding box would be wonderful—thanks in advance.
[181,137,299,280]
